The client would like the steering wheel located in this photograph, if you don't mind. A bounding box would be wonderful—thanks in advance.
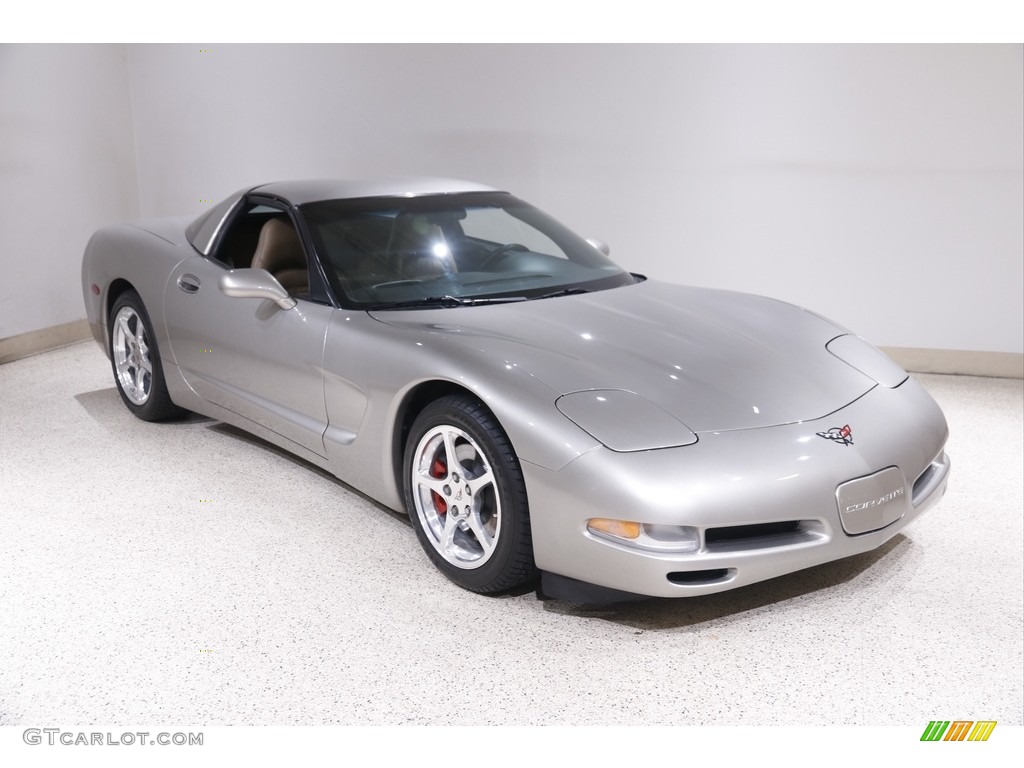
[480,242,528,269]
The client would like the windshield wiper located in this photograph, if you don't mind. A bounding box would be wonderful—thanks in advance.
[534,287,591,300]
[369,295,529,311]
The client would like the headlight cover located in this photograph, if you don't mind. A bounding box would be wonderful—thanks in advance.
[556,389,698,451]
[827,334,908,388]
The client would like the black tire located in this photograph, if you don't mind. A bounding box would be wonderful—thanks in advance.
[108,289,186,422]
[403,394,536,594]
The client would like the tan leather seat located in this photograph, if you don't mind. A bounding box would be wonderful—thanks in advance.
[251,219,309,295]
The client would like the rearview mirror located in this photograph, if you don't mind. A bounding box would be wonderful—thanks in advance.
[220,269,296,310]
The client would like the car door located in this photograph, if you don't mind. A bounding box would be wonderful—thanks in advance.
[163,203,331,457]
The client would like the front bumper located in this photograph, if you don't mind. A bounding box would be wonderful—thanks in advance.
[524,377,950,598]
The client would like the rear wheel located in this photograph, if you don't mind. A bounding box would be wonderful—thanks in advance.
[108,290,186,422]
[404,395,536,593]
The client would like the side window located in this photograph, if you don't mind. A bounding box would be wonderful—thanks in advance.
[460,207,566,259]
[212,203,311,299]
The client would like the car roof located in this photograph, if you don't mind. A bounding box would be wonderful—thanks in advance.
[186,177,505,255]
[252,177,502,206]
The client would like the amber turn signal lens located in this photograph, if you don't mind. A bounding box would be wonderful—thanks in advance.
[587,518,642,540]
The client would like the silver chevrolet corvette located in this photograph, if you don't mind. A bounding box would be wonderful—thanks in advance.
[81,178,950,600]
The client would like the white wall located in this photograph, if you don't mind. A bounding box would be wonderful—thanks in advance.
[0,44,139,339]
[126,44,1023,354]
[4,45,1021,355]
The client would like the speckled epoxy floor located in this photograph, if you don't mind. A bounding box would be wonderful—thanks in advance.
[0,341,1021,725]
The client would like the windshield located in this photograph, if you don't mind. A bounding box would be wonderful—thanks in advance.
[299,192,636,309]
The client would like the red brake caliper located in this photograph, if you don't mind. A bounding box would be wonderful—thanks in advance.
[430,455,448,516]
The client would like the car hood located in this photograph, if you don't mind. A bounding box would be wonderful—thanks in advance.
[371,280,877,433]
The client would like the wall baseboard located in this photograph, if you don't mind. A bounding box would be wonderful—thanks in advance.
[0,320,93,365]
[881,347,1023,379]
[0,321,1021,379]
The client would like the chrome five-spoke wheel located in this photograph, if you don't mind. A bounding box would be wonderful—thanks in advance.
[404,395,536,593]
[412,424,501,569]
[112,305,153,405]
[107,289,186,422]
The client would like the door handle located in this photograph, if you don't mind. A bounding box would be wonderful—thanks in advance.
[177,274,201,293]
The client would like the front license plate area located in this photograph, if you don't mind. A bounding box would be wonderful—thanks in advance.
[836,466,908,535]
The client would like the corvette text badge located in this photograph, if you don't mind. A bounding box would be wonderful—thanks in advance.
[836,466,907,534]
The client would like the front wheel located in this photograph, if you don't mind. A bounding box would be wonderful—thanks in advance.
[108,290,186,422]
[404,395,536,593]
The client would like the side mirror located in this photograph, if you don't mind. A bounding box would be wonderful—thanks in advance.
[220,269,296,310]
[585,238,610,257]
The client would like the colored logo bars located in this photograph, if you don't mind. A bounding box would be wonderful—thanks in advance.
[920,720,997,742]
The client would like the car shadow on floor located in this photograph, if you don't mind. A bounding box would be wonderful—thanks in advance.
[73,388,407,525]
[206,422,411,527]
[538,534,913,629]
[74,387,214,426]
